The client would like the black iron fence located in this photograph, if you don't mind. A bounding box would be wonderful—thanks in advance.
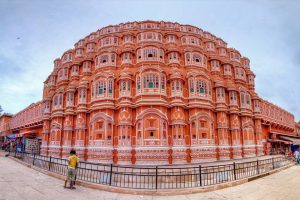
[9,151,290,190]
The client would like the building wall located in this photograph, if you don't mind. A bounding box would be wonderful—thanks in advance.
[40,20,269,164]
[3,21,296,165]
[1,102,44,141]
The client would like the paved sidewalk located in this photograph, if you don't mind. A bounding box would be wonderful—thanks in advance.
[0,151,299,200]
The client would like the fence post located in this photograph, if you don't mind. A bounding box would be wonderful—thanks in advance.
[33,153,36,166]
[49,156,52,171]
[155,166,158,190]
[272,157,275,169]
[233,162,237,180]
[109,164,113,186]
[199,165,202,187]
[257,160,259,174]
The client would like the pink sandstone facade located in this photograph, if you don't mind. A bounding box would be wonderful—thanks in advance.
[0,21,297,165]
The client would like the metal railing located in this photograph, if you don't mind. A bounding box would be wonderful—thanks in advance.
[9,151,291,190]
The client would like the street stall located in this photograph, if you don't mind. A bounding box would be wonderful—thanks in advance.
[20,131,41,154]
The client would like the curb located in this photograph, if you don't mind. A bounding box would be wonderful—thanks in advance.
[8,156,294,196]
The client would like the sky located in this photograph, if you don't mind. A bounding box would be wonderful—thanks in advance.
[0,0,299,121]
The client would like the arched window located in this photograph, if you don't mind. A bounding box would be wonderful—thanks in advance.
[83,61,91,72]
[62,53,72,63]
[190,117,213,145]
[166,35,176,43]
[137,47,164,62]
[111,54,115,63]
[52,94,63,110]
[53,96,58,106]
[216,88,225,102]
[108,79,113,94]
[59,94,63,105]
[137,32,162,42]
[240,91,251,108]
[196,80,207,94]
[78,88,87,104]
[181,36,200,46]
[161,75,165,90]
[96,53,116,68]
[246,93,251,105]
[206,42,215,51]
[71,65,79,76]
[98,80,106,95]
[100,36,118,47]
[219,48,227,56]
[58,70,63,78]
[185,53,191,63]
[120,80,126,92]
[168,52,179,64]
[189,78,210,97]
[189,79,194,93]
[240,92,245,105]
[171,80,183,96]
[66,92,74,107]
[87,43,95,52]
[193,54,202,63]
[211,60,220,71]
[185,52,205,67]
[137,76,141,90]
[143,74,159,89]
[64,68,68,77]
[229,91,237,105]
[224,64,232,75]
[92,78,114,99]
[75,49,83,57]
[119,79,131,97]
[123,35,133,43]
[89,34,95,40]
[248,75,254,85]
[145,48,157,58]
[100,55,108,63]
[230,52,241,62]
[121,52,132,64]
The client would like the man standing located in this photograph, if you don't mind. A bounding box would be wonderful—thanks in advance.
[294,149,299,164]
[64,150,79,189]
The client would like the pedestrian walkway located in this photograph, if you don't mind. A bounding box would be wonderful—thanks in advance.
[0,151,299,200]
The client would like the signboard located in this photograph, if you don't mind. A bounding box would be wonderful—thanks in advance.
[25,139,39,153]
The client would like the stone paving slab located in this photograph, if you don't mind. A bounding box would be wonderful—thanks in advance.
[0,151,299,200]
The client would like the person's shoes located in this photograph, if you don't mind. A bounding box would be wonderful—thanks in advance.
[70,187,76,190]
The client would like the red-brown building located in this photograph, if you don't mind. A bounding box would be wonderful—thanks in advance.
[1,21,297,164]
[0,102,44,152]
[0,113,12,139]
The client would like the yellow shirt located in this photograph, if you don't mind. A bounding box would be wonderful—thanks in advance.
[68,155,79,168]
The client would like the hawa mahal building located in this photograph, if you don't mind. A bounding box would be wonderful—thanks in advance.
[0,21,297,165]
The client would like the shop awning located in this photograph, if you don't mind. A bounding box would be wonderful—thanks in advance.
[279,135,300,145]
[20,131,37,138]
[7,134,15,139]
[268,138,293,144]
